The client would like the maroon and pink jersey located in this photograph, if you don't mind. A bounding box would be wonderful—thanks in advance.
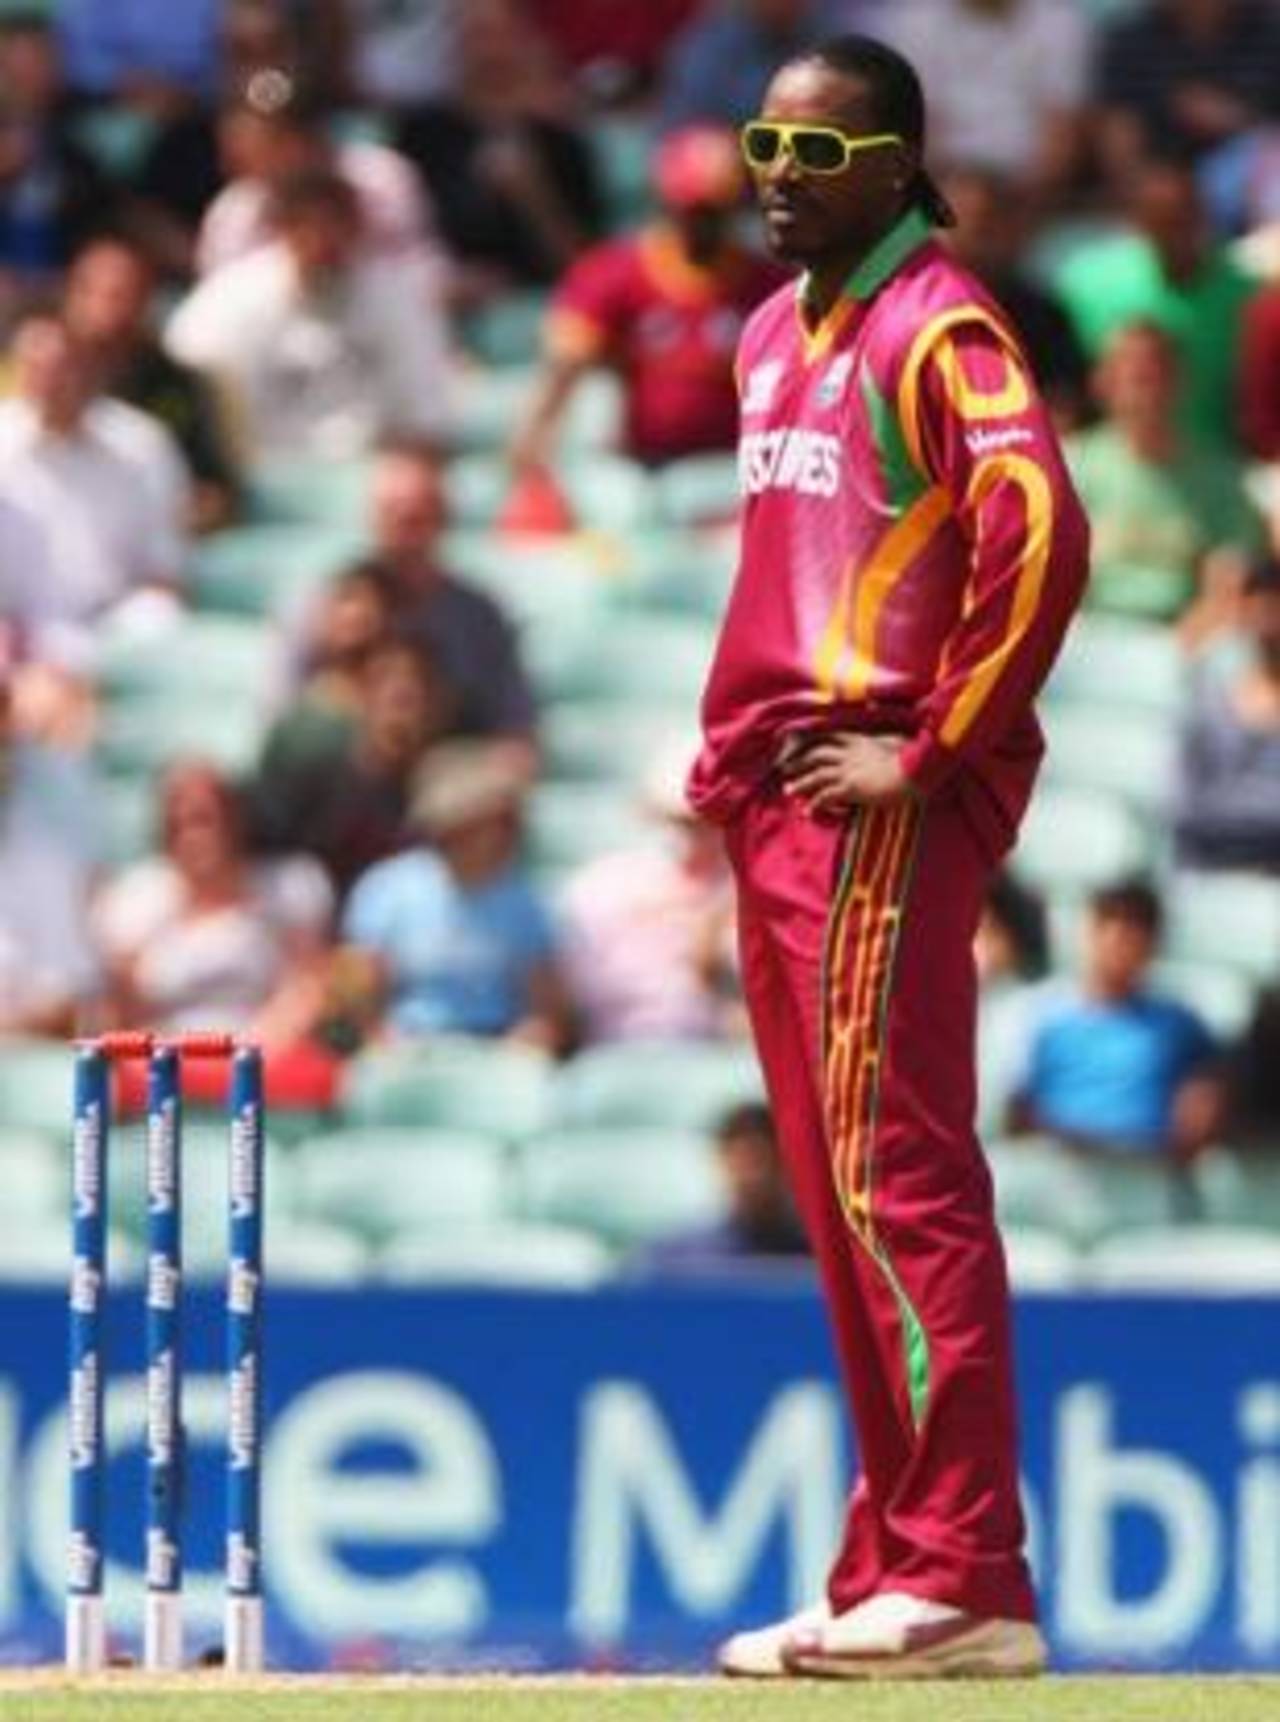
[689,209,1091,849]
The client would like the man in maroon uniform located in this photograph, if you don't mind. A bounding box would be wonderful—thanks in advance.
[689,36,1090,1679]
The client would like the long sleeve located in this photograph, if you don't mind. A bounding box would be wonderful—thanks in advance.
[896,314,1090,793]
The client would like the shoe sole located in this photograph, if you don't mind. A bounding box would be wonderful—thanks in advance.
[782,1620,1047,1682]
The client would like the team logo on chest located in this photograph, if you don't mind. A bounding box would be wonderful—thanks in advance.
[814,352,854,410]
[741,359,783,416]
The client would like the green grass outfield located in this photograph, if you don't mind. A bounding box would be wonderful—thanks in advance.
[2,1676,1280,1722]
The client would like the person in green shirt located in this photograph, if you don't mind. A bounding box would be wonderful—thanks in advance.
[1054,153,1257,452]
[1065,320,1263,623]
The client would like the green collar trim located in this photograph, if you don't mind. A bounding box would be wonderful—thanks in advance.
[800,206,934,314]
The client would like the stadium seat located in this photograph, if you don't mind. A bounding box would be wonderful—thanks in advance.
[1001,1227,1082,1292]
[460,291,549,367]
[248,457,373,528]
[987,1136,1190,1247]
[293,1128,510,1245]
[1041,704,1177,816]
[0,1131,63,1222]
[191,522,364,616]
[100,773,157,869]
[652,454,742,528]
[0,1224,141,1284]
[260,1220,371,1285]
[1193,1150,1280,1230]
[341,1040,556,1142]
[1013,786,1149,895]
[593,116,658,230]
[99,615,273,705]
[624,527,737,619]
[525,783,649,873]
[540,612,718,705]
[0,1041,75,1134]
[1084,1227,1280,1293]
[543,703,686,785]
[378,1222,614,1288]
[96,692,266,777]
[1167,872,1280,985]
[518,1127,726,1246]
[554,1041,765,1131]
[1046,615,1187,717]
[1151,960,1258,1042]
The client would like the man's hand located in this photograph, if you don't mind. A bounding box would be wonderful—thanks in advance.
[779,733,914,816]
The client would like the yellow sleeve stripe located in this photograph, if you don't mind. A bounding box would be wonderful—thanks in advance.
[544,309,608,362]
[938,452,1052,749]
[897,304,1029,476]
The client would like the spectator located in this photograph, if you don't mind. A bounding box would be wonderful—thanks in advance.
[0,14,113,291]
[513,125,782,475]
[1053,152,1257,451]
[638,1103,810,1271]
[659,0,843,132]
[130,1,305,276]
[0,654,99,1036]
[270,559,397,760]
[560,740,740,1044]
[527,0,703,102]
[1095,0,1280,190]
[975,871,1050,1134]
[1010,878,1226,1163]
[1065,321,1262,623]
[91,759,332,1044]
[1239,274,1280,462]
[1230,986,1280,1150]
[393,0,602,297]
[342,739,573,1050]
[0,312,189,662]
[338,0,461,111]
[63,236,240,532]
[1175,556,1280,872]
[879,0,1091,201]
[251,636,455,899]
[57,0,221,100]
[196,71,434,278]
[280,442,538,761]
[165,168,453,463]
[938,163,1089,429]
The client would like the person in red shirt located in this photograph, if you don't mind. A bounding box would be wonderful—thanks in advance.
[511,124,783,474]
[692,35,1090,1681]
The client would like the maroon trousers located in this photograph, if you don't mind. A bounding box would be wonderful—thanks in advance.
[726,785,1036,1622]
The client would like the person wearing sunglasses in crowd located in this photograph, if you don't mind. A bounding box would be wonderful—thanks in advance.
[688,35,1090,1682]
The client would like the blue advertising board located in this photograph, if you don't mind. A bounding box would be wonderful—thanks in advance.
[0,1279,1277,1672]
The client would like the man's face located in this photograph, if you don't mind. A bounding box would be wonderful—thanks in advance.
[281,203,356,278]
[1132,166,1205,274]
[1097,327,1178,421]
[941,169,1021,276]
[0,27,60,118]
[1085,911,1156,999]
[11,319,88,428]
[64,244,152,345]
[751,61,908,269]
[371,455,447,562]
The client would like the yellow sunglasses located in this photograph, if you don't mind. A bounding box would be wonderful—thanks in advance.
[740,121,903,176]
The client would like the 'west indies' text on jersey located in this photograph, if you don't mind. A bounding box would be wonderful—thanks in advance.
[689,209,1091,851]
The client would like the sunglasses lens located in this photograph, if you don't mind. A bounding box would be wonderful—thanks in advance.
[792,130,847,172]
[743,125,781,166]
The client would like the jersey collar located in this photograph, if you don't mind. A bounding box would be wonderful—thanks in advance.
[796,207,933,361]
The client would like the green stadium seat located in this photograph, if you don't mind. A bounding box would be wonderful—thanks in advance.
[96,691,266,777]
[1013,786,1149,895]
[519,1127,725,1246]
[341,1040,556,1141]
[542,703,682,785]
[378,1222,614,1287]
[191,523,364,615]
[593,117,658,230]
[461,291,549,367]
[1167,872,1280,985]
[555,1041,765,1131]
[1193,1150,1280,1230]
[0,1224,141,1284]
[540,612,717,705]
[248,458,373,528]
[1047,615,1186,716]
[987,1135,1190,1247]
[99,616,273,704]
[0,1041,74,1134]
[1084,1227,1280,1293]
[1001,1226,1082,1293]
[260,1220,371,1285]
[1042,704,1177,815]
[100,774,157,869]
[70,108,157,179]
[624,528,737,619]
[293,1128,510,1245]
[525,783,648,872]
[0,1131,63,1223]
[651,454,741,528]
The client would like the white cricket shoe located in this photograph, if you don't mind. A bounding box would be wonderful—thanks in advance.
[717,1601,831,1678]
[781,1590,1046,1680]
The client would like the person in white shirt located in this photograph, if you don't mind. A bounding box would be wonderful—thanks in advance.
[0,313,190,664]
[877,0,1092,200]
[167,167,453,464]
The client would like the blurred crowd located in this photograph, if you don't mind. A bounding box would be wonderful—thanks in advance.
[1,0,1279,1269]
